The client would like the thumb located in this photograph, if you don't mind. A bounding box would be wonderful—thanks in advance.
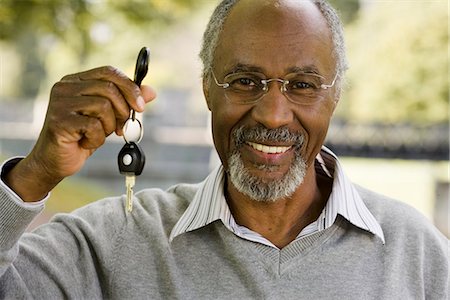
[140,85,157,104]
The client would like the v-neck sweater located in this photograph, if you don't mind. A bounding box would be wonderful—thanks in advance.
[0,181,448,299]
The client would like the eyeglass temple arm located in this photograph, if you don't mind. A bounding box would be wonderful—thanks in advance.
[212,72,230,88]
[320,73,339,89]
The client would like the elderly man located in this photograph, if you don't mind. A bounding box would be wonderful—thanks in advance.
[0,0,448,299]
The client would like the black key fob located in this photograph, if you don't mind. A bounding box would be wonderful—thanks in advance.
[118,142,146,176]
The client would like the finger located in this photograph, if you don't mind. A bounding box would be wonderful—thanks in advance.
[52,80,131,124]
[50,112,107,150]
[49,94,119,138]
[78,116,107,150]
[61,114,107,150]
[62,66,145,112]
[74,97,118,136]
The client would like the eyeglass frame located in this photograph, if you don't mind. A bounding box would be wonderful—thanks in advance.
[211,69,339,104]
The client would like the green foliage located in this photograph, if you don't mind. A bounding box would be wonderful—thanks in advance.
[327,0,360,24]
[1,0,447,125]
[0,0,200,99]
[337,2,449,124]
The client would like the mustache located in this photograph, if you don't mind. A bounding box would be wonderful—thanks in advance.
[232,125,304,148]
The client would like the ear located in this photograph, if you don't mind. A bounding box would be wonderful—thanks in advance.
[333,96,339,110]
[331,86,342,114]
[203,77,212,111]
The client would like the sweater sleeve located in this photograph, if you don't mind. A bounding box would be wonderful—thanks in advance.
[0,179,44,267]
[0,177,127,299]
[0,157,47,252]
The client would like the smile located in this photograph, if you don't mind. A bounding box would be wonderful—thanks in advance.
[246,142,292,154]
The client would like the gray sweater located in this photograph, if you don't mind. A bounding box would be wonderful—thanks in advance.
[0,183,448,299]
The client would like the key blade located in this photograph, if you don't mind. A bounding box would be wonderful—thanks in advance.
[125,175,136,213]
[126,187,134,212]
[126,175,136,188]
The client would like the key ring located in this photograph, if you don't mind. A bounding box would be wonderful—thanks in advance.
[121,47,149,143]
[122,117,144,144]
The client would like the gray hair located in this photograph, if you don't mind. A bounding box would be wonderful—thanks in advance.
[199,0,348,95]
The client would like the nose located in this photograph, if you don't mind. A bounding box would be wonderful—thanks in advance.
[251,81,294,129]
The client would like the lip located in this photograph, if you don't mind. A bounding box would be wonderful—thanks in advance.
[241,141,294,166]
[246,141,292,154]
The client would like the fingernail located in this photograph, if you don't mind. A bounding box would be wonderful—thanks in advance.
[137,96,145,111]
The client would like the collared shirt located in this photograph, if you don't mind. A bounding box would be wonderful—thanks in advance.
[170,146,385,248]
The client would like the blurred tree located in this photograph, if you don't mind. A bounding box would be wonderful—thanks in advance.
[337,1,448,124]
[0,0,200,100]
[328,0,360,24]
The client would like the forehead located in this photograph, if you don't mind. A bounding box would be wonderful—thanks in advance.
[214,0,335,75]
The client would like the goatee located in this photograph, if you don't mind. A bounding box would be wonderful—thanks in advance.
[227,125,307,203]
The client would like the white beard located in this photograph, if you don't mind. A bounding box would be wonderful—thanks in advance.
[227,126,307,203]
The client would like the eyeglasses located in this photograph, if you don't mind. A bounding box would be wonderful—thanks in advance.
[212,71,338,105]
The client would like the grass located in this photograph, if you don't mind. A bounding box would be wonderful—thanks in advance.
[45,176,110,214]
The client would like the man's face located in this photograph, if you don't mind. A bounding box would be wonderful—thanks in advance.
[204,0,338,201]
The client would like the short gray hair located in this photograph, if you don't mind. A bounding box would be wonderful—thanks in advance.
[199,0,348,94]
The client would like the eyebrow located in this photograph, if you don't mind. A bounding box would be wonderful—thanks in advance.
[226,63,325,77]
[287,66,324,77]
[226,63,265,75]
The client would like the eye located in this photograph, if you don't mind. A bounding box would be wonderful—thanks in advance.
[291,81,313,89]
[287,75,322,91]
[231,77,256,87]
[227,74,261,91]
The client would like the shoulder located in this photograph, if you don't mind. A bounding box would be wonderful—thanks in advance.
[355,185,434,229]
[355,185,441,234]
[356,186,420,222]
[355,185,449,297]
[133,182,200,225]
[355,184,448,251]
[136,182,200,212]
[53,182,201,238]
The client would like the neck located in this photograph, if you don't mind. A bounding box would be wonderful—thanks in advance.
[226,164,331,249]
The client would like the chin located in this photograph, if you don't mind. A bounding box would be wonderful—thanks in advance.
[228,150,307,203]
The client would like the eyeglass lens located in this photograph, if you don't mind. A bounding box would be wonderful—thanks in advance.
[222,72,329,105]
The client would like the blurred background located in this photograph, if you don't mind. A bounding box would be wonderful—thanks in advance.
[0,0,448,237]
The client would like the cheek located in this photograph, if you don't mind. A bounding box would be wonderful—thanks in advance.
[297,103,334,158]
[209,95,250,167]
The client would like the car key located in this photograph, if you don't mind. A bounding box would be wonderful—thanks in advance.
[131,47,150,121]
[118,142,145,212]
[117,47,150,213]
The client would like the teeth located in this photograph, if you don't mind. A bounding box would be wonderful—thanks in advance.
[247,142,291,154]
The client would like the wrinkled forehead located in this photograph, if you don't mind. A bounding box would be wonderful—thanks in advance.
[229,0,328,34]
[214,0,335,75]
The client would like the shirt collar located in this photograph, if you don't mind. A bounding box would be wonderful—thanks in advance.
[169,146,385,244]
[319,147,385,243]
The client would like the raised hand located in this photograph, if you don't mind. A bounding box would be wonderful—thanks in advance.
[3,66,156,202]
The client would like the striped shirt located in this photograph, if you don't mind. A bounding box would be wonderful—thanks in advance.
[169,146,385,248]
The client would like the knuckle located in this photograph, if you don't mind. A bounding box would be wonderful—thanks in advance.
[102,65,116,74]
[51,81,79,99]
[102,65,126,78]
[104,81,120,97]
[87,117,103,131]
[82,118,103,140]
[98,97,113,113]
[60,73,75,81]
[50,81,66,96]
[130,83,140,94]
[104,79,114,90]
[116,114,129,127]
[118,101,132,118]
